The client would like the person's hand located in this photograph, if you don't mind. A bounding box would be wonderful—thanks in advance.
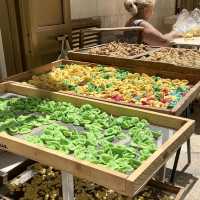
[169,31,183,39]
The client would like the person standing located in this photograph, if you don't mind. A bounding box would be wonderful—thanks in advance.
[124,0,182,46]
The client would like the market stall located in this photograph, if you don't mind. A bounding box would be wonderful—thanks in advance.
[1,2,200,199]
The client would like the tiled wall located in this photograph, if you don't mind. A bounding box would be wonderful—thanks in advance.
[71,0,176,33]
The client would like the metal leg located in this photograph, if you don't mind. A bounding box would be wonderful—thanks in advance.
[170,147,181,183]
[187,139,191,164]
[156,165,166,182]
[184,107,192,166]
[61,171,74,200]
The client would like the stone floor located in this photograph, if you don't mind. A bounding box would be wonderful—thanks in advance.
[166,101,200,200]
[166,134,200,200]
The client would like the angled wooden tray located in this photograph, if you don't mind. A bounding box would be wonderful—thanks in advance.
[68,43,160,64]
[0,82,195,197]
[137,47,200,70]
[5,59,200,116]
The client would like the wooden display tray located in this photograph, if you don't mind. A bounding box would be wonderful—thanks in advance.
[5,59,200,116]
[0,82,195,197]
[68,43,160,64]
[137,47,200,70]
[147,180,189,200]
[68,44,200,70]
[0,174,189,200]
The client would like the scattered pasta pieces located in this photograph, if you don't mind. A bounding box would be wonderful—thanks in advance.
[28,64,191,109]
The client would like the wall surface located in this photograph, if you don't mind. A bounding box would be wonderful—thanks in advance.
[71,0,176,33]
[71,0,129,27]
[0,30,7,79]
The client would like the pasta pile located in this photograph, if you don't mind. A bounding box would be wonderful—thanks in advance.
[141,48,200,69]
[28,64,191,109]
[8,164,176,200]
[88,42,149,57]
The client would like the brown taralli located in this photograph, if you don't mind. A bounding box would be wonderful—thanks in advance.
[7,164,176,200]
[141,47,200,68]
[89,42,150,57]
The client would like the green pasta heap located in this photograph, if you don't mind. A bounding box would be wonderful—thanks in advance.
[0,97,161,174]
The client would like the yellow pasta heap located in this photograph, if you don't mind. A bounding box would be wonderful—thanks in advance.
[28,64,190,109]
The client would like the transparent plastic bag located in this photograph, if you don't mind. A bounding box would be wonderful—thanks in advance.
[173,9,190,32]
[191,8,200,24]
[190,8,200,36]
[173,9,197,33]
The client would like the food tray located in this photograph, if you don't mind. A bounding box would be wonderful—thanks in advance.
[138,47,200,70]
[0,82,195,197]
[6,59,200,116]
[0,165,187,200]
[68,43,160,64]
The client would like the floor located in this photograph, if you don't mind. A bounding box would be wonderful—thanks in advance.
[166,134,200,200]
[166,101,200,200]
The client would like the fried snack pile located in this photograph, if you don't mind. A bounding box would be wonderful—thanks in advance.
[141,47,200,68]
[183,26,200,38]
[88,42,150,57]
[28,64,191,109]
[8,164,176,200]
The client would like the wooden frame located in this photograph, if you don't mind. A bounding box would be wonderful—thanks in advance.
[137,48,200,70]
[68,44,200,72]
[5,59,200,116]
[148,180,188,200]
[0,82,195,197]
[68,43,160,63]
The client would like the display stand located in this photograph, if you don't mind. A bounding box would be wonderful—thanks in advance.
[61,171,74,200]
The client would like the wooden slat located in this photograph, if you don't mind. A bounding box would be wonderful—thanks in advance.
[72,18,101,30]
[84,27,144,33]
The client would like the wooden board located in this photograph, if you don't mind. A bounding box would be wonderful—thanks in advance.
[171,37,200,47]
[4,59,200,116]
[68,43,160,63]
[0,82,195,197]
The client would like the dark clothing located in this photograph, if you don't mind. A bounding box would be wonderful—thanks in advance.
[124,19,143,43]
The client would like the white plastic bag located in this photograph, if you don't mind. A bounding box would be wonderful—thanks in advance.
[191,8,200,24]
[173,9,198,34]
[173,9,190,32]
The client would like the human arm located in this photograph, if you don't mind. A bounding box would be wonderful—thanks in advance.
[140,21,182,46]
